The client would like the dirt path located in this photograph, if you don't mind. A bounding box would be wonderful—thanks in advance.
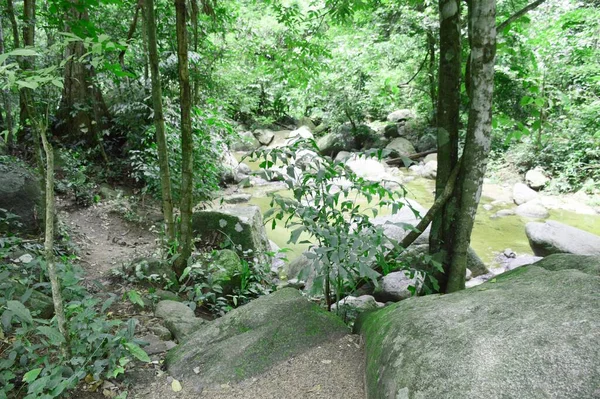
[59,197,158,283]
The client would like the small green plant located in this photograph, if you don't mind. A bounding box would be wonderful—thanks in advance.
[248,139,433,309]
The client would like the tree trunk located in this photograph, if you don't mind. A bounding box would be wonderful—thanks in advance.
[5,0,20,49]
[39,121,70,358]
[18,0,35,146]
[146,0,175,244]
[54,2,112,149]
[445,0,496,293]
[429,0,462,292]
[427,29,437,119]
[175,0,194,276]
[0,17,14,148]
[191,0,199,105]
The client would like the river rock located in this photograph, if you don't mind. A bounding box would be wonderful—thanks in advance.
[386,109,416,123]
[192,206,271,258]
[419,161,437,179]
[220,148,240,183]
[513,182,538,205]
[0,163,43,234]
[373,271,422,302]
[385,137,416,158]
[334,151,353,163]
[423,153,437,163]
[345,155,388,182]
[288,126,314,140]
[525,167,549,190]
[317,123,375,157]
[357,254,600,399]
[294,149,320,170]
[383,124,401,139]
[231,131,261,152]
[526,220,600,256]
[332,295,383,322]
[253,129,275,146]
[155,300,205,342]
[165,288,348,388]
[416,133,437,153]
[515,201,549,218]
[222,193,251,204]
[297,116,316,131]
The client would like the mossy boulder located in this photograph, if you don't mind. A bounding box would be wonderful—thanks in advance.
[165,288,348,388]
[155,300,205,342]
[209,249,242,293]
[357,254,600,399]
[192,206,271,259]
[0,163,42,235]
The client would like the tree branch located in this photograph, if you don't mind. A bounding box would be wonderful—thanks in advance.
[497,0,546,32]
[118,0,144,68]
[399,157,462,250]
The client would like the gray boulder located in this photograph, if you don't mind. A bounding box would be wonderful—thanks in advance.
[165,288,348,388]
[231,131,261,152]
[515,201,549,219]
[317,123,375,157]
[373,271,422,302]
[155,300,205,342]
[332,295,383,322]
[253,129,275,146]
[525,167,549,190]
[222,193,251,204]
[416,133,437,153]
[192,206,271,257]
[0,163,42,234]
[383,124,401,139]
[385,138,416,158]
[513,182,538,205]
[358,254,600,399]
[288,126,314,140]
[526,220,600,256]
[386,109,416,123]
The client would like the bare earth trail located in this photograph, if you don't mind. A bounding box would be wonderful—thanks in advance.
[60,196,366,399]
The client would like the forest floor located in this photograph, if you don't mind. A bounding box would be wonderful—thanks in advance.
[60,194,365,399]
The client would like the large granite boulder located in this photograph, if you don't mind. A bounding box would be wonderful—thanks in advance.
[231,131,261,152]
[192,206,271,257]
[525,167,549,190]
[386,109,416,123]
[0,163,42,235]
[515,201,549,219]
[358,254,600,399]
[253,129,275,146]
[165,288,348,388]
[512,182,538,205]
[526,220,600,256]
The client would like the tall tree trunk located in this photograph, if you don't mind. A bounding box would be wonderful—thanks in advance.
[445,0,496,293]
[18,0,35,145]
[429,0,462,292]
[0,17,15,148]
[427,29,437,121]
[5,0,20,49]
[191,0,199,105]
[54,2,112,149]
[175,0,194,276]
[39,120,70,358]
[146,0,175,244]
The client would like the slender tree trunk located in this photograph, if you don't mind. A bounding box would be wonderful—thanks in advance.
[445,0,496,293]
[5,0,20,49]
[39,121,70,358]
[141,2,149,83]
[118,0,143,69]
[0,17,15,148]
[427,29,437,120]
[191,0,199,105]
[146,0,175,244]
[175,0,194,275]
[18,0,35,145]
[429,0,462,292]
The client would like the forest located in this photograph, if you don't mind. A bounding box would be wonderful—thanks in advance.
[1,0,599,398]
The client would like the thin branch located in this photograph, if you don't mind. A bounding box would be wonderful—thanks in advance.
[399,157,462,250]
[386,149,437,166]
[400,50,429,87]
[118,0,144,68]
[497,0,546,32]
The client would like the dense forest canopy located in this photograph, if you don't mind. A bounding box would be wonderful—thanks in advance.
[0,0,599,397]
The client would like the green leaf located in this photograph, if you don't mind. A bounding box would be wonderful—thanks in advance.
[9,49,39,57]
[127,290,144,308]
[51,79,64,89]
[123,342,151,363]
[16,80,39,90]
[6,300,33,324]
[37,326,66,345]
[23,368,43,383]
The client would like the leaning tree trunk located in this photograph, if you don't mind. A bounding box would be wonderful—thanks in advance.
[429,0,462,292]
[174,0,194,276]
[445,0,496,293]
[54,3,112,150]
[39,121,70,358]
[146,0,175,244]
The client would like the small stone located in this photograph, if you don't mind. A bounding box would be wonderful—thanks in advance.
[483,204,493,211]
[503,248,517,258]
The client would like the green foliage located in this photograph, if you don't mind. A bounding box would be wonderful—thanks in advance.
[0,227,146,399]
[248,139,430,306]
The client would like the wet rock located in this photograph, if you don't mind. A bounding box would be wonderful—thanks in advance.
[416,133,437,153]
[495,209,516,217]
[231,131,261,152]
[419,161,437,179]
[222,193,252,204]
[317,123,375,157]
[288,126,314,140]
[513,183,538,205]
[526,220,600,256]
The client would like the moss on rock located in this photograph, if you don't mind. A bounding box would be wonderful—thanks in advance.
[165,288,348,388]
